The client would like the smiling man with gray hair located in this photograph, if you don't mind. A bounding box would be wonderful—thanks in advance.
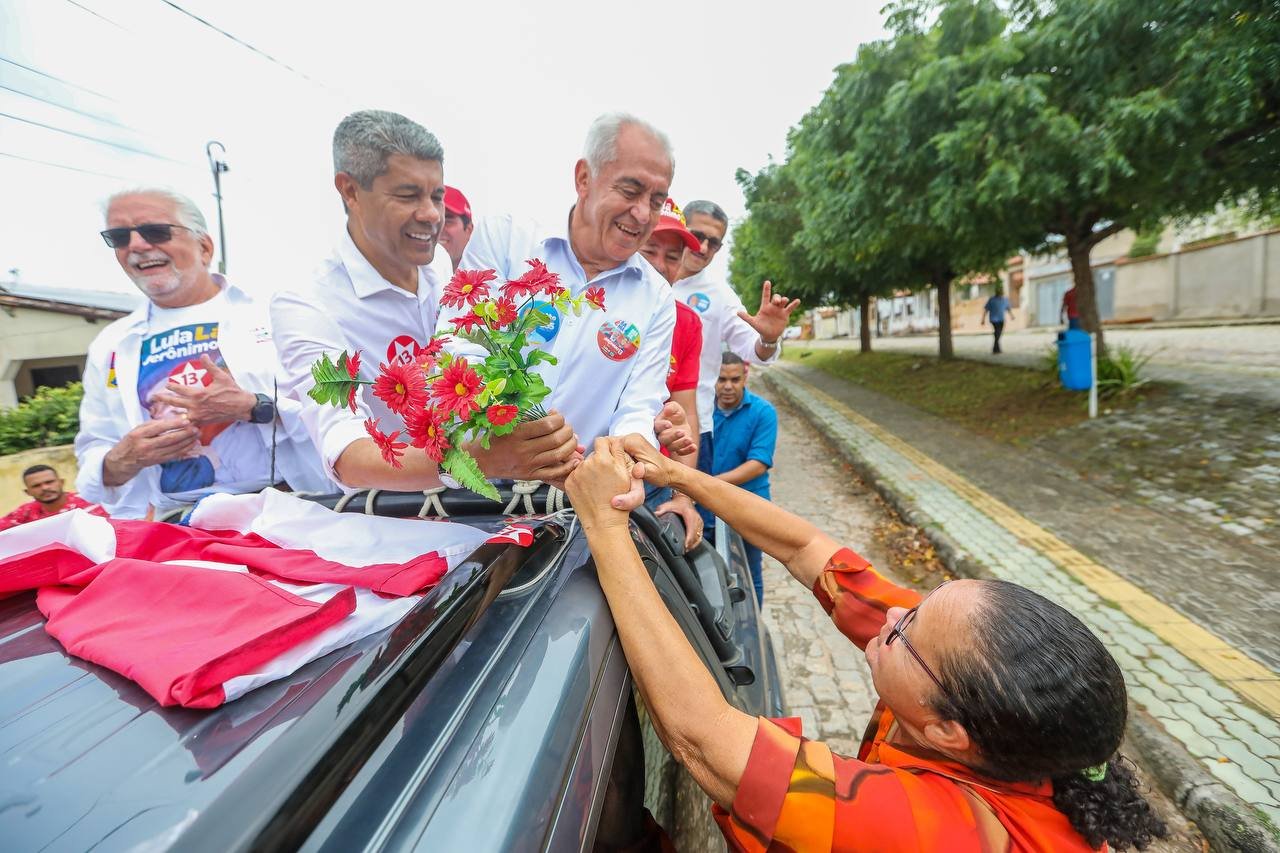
[271,109,581,492]
[441,112,687,466]
[75,187,329,518]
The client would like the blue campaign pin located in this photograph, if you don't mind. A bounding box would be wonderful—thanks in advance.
[687,292,711,313]
[520,299,561,343]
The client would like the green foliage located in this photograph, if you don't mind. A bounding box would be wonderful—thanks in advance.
[1096,346,1152,396]
[1128,229,1162,258]
[442,446,499,501]
[308,352,365,409]
[0,383,84,455]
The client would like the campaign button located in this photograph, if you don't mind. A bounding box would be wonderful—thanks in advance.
[686,292,711,313]
[519,300,561,343]
[387,334,423,366]
[597,320,641,362]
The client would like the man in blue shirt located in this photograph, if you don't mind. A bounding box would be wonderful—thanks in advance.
[981,286,1016,354]
[700,352,777,604]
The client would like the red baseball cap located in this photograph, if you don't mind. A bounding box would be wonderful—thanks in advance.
[651,197,702,253]
[443,186,471,219]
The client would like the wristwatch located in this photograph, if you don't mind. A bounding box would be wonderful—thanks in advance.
[758,336,780,350]
[249,393,276,424]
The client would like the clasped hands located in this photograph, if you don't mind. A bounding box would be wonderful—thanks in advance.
[566,435,680,533]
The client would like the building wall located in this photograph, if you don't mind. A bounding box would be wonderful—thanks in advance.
[0,306,111,408]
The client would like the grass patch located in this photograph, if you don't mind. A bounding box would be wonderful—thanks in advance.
[785,347,1159,444]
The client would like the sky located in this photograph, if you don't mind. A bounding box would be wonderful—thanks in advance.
[0,0,889,302]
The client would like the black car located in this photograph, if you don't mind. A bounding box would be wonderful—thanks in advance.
[0,485,784,851]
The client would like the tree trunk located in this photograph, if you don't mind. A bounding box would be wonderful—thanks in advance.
[932,270,954,360]
[1065,233,1106,356]
[859,292,873,353]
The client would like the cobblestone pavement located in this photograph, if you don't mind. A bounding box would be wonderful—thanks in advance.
[761,365,1280,834]
[753,383,1204,850]
[809,323,1280,403]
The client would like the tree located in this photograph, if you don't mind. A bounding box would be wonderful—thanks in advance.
[730,161,893,353]
[913,0,1280,353]
[787,0,1020,359]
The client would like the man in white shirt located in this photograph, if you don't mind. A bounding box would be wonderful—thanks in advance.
[672,199,800,471]
[76,188,329,519]
[447,113,679,457]
[272,110,579,491]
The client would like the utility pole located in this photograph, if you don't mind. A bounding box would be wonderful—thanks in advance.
[205,141,229,274]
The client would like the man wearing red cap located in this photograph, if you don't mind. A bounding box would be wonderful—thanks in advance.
[638,197,706,546]
[439,186,473,271]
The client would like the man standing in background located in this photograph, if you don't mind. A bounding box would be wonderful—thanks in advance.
[439,185,473,271]
[981,286,1014,353]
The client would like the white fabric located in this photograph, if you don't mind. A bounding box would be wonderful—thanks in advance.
[74,275,331,518]
[270,228,453,485]
[4,493,504,705]
[447,213,675,448]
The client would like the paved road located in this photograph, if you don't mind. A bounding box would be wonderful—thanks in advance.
[753,382,1203,850]
[808,323,1280,402]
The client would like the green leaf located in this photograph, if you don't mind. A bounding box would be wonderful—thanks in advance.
[443,447,500,501]
[309,351,365,408]
[454,330,499,355]
[486,378,508,396]
[525,349,557,367]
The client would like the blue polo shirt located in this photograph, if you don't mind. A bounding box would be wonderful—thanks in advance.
[711,389,777,499]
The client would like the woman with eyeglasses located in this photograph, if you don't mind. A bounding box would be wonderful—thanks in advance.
[565,436,1167,851]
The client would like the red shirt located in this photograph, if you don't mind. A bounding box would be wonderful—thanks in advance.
[0,492,106,531]
[1061,288,1079,318]
[667,302,703,395]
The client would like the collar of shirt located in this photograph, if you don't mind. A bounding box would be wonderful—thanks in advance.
[536,208,648,293]
[717,392,754,418]
[336,226,441,303]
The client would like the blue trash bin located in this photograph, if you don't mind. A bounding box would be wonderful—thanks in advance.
[1057,328,1092,391]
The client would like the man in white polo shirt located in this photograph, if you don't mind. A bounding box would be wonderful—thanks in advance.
[272,110,579,491]
[672,199,799,472]
[446,112,677,455]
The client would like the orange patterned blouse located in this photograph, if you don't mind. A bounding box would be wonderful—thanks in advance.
[711,548,1099,852]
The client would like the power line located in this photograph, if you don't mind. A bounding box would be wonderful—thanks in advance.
[154,1,331,90]
[64,0,126,29]
[0,111,186,163]
[0,150,125,180]
[0,82,132,130]
[0,55,116,102]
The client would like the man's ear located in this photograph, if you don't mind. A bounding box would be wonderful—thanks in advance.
[573,159,591,202]
[334,172,361,214]
[198,231,216,268]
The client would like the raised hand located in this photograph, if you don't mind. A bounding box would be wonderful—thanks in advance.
[736,280,801,344]
[567,437,642,532]
[654,400,697,457]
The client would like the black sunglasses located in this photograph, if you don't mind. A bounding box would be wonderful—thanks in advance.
[688,230,723,253]
[100,223,192,249]
[885,605,948,695]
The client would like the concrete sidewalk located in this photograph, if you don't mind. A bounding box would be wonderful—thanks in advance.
[761,363,1280,848]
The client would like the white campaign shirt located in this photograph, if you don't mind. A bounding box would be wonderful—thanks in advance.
[671,269,778,433]
[270,228,453,483]
[445,213,675,448]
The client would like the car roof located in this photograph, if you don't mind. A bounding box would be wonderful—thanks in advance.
[0,515,587,852]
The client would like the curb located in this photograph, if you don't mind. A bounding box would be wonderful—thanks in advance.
[759,369,1280,853]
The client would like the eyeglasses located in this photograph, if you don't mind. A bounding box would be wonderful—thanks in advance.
[885,605,948,695]
[100,223,192,249]
[688,230,723,253]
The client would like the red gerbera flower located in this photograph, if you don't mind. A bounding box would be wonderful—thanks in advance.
[405,406,451,463]
[420,336,446,360]
[489,296,518,328]
[371,360,429,416]
[543,284,567,301]
[442,268,496,309]
[504,258,560,299]
[345,350,362,378]
[432,357,484,420]
[450,310,487,333]
[486,404,519,426]
[585,286,606,311]
[364,417,407,468]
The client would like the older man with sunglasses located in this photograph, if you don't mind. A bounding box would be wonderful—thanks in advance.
[671,200,799,476]
[75,188,329,519]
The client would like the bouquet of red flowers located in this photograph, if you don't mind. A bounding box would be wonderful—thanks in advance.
[308,260,605,500]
